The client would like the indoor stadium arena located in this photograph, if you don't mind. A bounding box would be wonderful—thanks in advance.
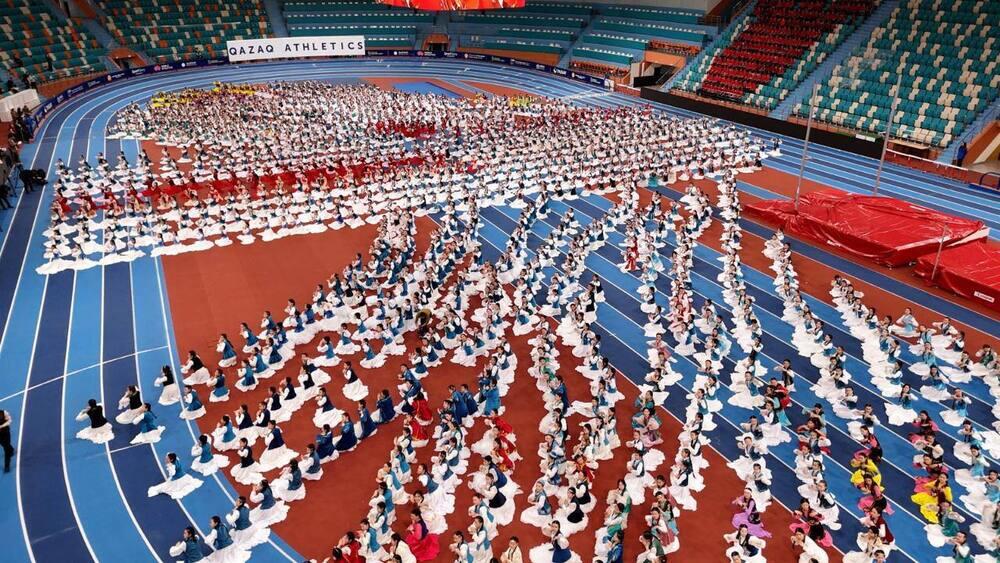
[0,0,997,562]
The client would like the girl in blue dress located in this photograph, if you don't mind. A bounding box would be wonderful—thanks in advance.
[911,341,940,375]
[217,334,237,368]
[410,349,429,378]
[335,414,358,452]
[482,379,501,416]
[371,481,398,522]
[259,421,298,472]
[313,335,340,368]
[359,519,388,560]
[225,497,255,545]
[131,402,165,445]
[236,359,257,392]
[941,389,972,427]
[369,502,391,545]
[265,387,290,423]
[300,443,323,481]
[239,322,258,353]
[264,338,285,371]
[374,389,395,425]
[190,434,230,476]
[155,365,180,406]
[249,479,289,528]
[205,516,236,555]
[234,404,258,444]
[315,424,337,461]
[334,330,360,356]
[252,348,273,379]
[180,388,206,420]
[356,401,378,439]
[169,527,204,562]
[426,335,445,367]
[312,387,343,429]
[209,369,229,403]
[449,385,469,426]
[148,452,203,499]
[520,480,553,528]
[181,351,211,386]
[529,520,580,562]
[360,340,386,370]
[212,414,239,451]
[273,459,306,503]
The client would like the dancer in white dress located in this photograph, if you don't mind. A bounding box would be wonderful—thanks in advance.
[147,452,203,499]
[75,399,114,444]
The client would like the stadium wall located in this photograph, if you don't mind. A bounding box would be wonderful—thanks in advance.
[640,87,886,159]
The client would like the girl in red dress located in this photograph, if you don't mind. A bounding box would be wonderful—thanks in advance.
[406,415,430,448]
[412,393,434,426]
[405,509,440,561]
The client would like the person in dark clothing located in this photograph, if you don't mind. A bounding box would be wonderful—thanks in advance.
[0,409,15,473]
[955,142,968,167]
[0,182,12,209]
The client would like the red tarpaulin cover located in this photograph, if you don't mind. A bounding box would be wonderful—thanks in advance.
[380,0,524,9]
[914,242,1000,312]
[746,189,990,267]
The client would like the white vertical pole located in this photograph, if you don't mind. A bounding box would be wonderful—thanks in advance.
[874,72,903,196]
[930,225,949,281]
[795,82,819,211]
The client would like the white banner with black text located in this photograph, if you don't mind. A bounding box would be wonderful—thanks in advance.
[226,36,366,62]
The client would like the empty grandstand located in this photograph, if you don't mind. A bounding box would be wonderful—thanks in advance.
[794,0,1000,148]
[95,0,271,62]
[0,0,107,93]
[673,0,879,110]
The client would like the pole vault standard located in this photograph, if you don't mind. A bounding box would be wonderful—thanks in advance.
[874,72,902,196]
[795,82,820,211]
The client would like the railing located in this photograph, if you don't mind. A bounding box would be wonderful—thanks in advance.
[977,171,1000,191]
[884,148,972,181]
[647,39,701,57]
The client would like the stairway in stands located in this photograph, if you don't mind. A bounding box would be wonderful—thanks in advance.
[940,95,1000,163]
[558,15,597,68]
[771,0,898,119]
[263,0,288,37]
[661,0,756,91]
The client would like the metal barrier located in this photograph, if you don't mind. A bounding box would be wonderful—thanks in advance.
[976,171,1000,191]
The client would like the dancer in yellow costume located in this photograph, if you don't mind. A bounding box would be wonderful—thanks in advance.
[911,473,953,523]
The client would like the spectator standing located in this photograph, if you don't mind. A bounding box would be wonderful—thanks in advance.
[955,142,968,167]
[0,409,14,473]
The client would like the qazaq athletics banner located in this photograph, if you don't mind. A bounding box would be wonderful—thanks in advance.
[380,0,525,9]
[226,36,366,62]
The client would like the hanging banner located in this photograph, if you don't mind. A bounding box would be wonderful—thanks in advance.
[380,0,525,9]
[226,36,366,62]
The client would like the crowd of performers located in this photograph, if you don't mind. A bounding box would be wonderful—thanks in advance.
[763,229,1000,563]
[39,81,773,275]
[63,80,1000,563]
